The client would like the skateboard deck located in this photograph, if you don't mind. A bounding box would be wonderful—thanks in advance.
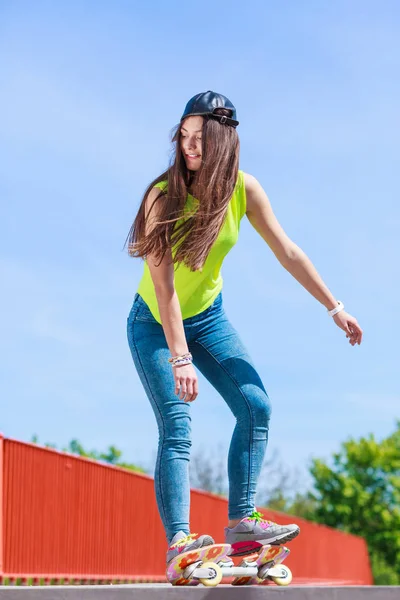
[166,543,231,586]
[166,542,291,586]
[232,543,290,585]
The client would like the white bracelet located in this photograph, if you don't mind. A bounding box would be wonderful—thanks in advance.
[172,359,192,368]
[328,301,344,317]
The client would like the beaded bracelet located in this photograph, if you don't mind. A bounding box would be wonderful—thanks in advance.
[171,358,193,368]
[168,352,192,364]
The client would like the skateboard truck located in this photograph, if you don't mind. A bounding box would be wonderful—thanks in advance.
[183,558,292,586]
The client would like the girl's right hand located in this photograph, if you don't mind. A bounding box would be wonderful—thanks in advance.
[173,362,198,402]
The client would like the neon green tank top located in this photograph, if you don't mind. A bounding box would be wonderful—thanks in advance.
[136,170,246,323]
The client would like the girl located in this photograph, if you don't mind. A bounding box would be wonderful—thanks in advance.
[126,91,363,564]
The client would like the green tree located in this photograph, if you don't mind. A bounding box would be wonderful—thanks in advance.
[307,421,400,582]
[370,554,400,585]
[31,436,147,474]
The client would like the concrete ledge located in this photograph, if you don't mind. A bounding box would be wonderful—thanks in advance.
[0,585,399,599]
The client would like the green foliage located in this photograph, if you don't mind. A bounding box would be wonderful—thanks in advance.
[370,553,400,585]
[31,436,147,474]
[308,420,400,578]
[287,492,318,520]
[264,489,287,512]
[265,489,317,519]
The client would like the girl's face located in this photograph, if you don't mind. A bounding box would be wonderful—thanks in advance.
[180,116,203,171]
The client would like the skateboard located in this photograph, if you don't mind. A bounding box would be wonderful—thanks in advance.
[166,541,292,587]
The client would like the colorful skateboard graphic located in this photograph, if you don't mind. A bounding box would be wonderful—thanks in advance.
[166,544,231,586]
[166,542,292,587]
[232,543,291,585]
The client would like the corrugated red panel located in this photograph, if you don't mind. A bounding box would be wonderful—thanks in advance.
[1,435,373,583]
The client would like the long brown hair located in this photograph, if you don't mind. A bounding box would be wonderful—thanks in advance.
[125,108,240,272]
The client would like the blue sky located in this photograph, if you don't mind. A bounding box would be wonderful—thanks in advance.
[1,0,399,498]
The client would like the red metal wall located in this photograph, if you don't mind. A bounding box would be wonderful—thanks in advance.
[0,434,373,584]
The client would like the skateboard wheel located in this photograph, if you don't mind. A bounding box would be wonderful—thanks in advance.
[198,561,223,587]
[271,565,292,586]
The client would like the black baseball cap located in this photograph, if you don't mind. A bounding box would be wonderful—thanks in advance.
[181,90,239,128]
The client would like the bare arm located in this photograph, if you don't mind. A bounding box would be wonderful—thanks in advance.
[143,188,198,400]
[144,188,188,357]
[244,173,363,345]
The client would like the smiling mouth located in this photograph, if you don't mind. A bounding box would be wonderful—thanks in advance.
[186,154,201,159]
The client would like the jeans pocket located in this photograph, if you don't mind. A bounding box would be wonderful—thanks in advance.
[135,299,157,322]
[127,293,143,321]
[135,312,156,323]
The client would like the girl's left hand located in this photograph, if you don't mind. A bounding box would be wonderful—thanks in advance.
[332,311,363,346]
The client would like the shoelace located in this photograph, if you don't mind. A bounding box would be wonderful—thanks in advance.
[169,533,198,549]
[249,510,274,526]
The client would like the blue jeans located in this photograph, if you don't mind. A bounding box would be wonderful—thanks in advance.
[126,291,272,544]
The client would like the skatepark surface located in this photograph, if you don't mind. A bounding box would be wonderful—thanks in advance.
[0,585,399,599]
